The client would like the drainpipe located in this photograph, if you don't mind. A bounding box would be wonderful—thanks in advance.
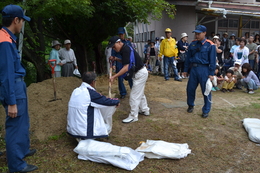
[238,16,242,38]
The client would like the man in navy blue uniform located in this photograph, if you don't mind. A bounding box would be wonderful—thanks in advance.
[110,27,133,99]
[0,5,38,173]
[183,25,216,118]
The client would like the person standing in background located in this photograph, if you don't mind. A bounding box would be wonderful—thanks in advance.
[110,27,133,99]
[246,36,257,71]
[59,39,78,77]
[127,36,137,50]
[159,28,181,82]
[49,40,62,77]
[177,33,189,79]
[0,4,38,173]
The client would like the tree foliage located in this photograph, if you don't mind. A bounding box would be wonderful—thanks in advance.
[0,0,176,82]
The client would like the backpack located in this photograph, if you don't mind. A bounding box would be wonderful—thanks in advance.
[122,45,136,80]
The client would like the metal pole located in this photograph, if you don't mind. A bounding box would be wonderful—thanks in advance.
[18,0,26,59]
[238,16,242,38]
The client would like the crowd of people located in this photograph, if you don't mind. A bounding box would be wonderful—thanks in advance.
[140,28,260,95]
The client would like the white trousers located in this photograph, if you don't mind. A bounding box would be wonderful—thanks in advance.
[128,67,149,119]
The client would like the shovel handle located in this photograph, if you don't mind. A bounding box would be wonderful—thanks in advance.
[48,59,57,75]
[108,60,114,98]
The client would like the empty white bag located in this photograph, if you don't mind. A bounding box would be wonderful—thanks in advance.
[73,139,145,170]
[135,140,191,159]
[243,118,260,143]
[73,69,81,77]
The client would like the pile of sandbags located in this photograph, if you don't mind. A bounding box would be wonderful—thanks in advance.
[73,139,192,170]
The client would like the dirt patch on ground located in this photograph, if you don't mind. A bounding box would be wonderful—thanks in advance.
[0,74,260,172]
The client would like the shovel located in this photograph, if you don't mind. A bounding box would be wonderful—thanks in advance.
[108,60,116,98]
[48,59,61,102]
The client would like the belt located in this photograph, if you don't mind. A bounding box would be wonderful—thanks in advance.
[67,61,73,63]
[192,63,209,67]
[15,77,24,82]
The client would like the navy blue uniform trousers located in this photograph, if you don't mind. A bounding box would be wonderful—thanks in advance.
[1,80,30,172]
[116,62,133,96]
[187,65,211,114]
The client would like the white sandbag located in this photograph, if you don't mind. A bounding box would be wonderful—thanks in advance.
[204,78,212,96]
[135,140,191,159]
[243,118,260,143]
[73,69,81,77]
[73,139,144,170]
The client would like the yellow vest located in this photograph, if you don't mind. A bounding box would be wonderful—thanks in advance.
[159,37,178,57]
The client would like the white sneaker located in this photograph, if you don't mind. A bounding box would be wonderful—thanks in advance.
[122,117,138,123]
[178,75,182,79]
[139,111,150,116]
[248,91,254,94]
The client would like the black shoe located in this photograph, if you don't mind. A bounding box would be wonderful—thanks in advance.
[221,89,227,93]
[24,149,37,158]
[202,113,209,118]
[187,106,194,113]
[174,79,182,82]
[19,164,38,172]
[120,95,125,99]
[165,79,169,81]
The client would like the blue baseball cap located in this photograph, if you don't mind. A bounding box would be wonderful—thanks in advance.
[117,27,125,34]
[2,4,31,22]
[192,25,207,33]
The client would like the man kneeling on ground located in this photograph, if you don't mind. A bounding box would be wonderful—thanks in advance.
[67,72,120,141]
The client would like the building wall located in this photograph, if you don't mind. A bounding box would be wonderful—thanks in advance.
[134,5,197,57]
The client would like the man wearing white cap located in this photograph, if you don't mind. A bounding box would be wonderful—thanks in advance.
[229,60,243,89]
[59,39,78,77]
[177,33,189,79]
[49,40,62,77]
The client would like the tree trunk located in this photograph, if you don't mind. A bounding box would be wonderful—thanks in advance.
[74,44,88,74]
[94,43,105,74]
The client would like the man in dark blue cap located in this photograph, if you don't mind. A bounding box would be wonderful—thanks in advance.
[183,25,216,118]
[110,27,133,99]
[0,4,38,173]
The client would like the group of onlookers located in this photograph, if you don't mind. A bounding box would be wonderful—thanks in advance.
[140,29,260,94]
[49,39,78,77]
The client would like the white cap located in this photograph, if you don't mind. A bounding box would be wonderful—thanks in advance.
[160,36,165,40]
[52,40,61,47]
[234,60,241,65]
[64,39,71,45]
[128,36,132,39]
[213,36,219,39]
[181,33,188,38]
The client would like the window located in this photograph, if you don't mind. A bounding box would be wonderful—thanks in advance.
[144,32,147,42]
[150,31,155,41]
[229,19,238,28]
[251,21,259,29]
[218,19,228,27]
[135,34,139,42]
[242,20,250,28]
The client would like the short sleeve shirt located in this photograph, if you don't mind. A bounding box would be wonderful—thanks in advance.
[120,44,144,72]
